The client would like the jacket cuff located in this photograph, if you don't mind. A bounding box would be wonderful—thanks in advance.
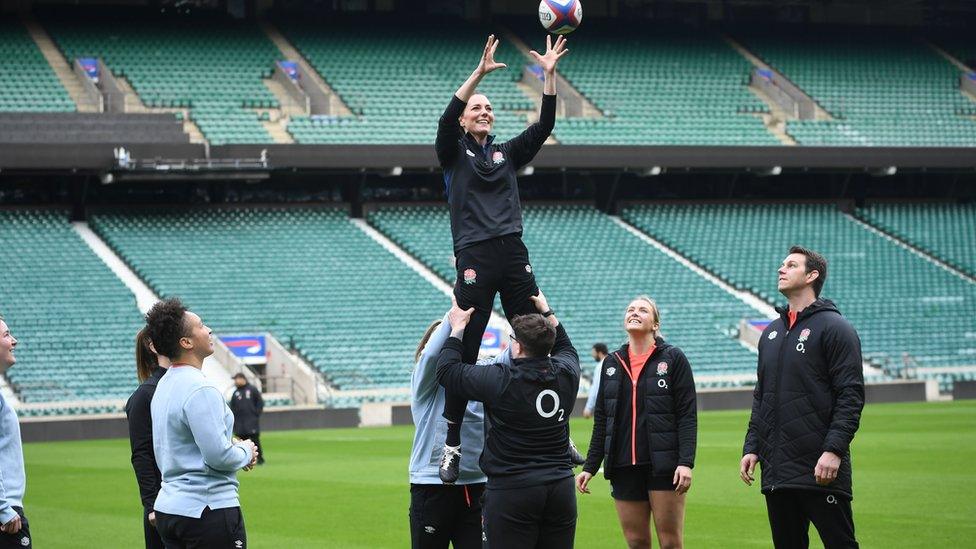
[0,507,17,526]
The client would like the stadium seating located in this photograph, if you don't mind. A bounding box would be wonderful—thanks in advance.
[508,20,780,145]
[738,28,976,146]
[0,112,189,143]
[857,203,975,278]
[279,19,532,144]
[0,210,144,403]
[622,203,976,369]
[90,208,448,394]
[0,21,74,112]
[43,13,278,144]
[368,204,763,379]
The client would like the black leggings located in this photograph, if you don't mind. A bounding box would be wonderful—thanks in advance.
[443,234,539,423]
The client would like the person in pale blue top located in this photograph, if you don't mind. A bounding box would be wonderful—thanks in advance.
[0,315,31,548]
[145,298,257,549]
[409,311,505,548]
[583,343,609,419]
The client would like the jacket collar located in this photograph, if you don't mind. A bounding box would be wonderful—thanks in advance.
[614,336,669,365]
[463,132,496,155]
[511,356,555,381]
[775,298,840,328]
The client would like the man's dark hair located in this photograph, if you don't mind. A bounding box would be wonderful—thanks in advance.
[145,298,189,359]
[512,314,556,358]
[790,245,828,297]
[593,343,608,355]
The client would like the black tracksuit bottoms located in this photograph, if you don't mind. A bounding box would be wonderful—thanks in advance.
[482,477,577,549]
[443,234,539,424]
[0,508,31,549]
[410,483,485,549]
[765,489,858,549]
[155,507,247,549]
[143,509,165,549]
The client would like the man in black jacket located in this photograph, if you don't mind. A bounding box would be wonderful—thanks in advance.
[230,373,265,465]
[433,34,569,483]
[436,291,580,549]
[741,246,864,549]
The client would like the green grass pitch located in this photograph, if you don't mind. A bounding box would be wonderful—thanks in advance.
[21,400,976,548]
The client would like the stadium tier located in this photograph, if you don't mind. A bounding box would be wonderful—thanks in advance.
[622,203,976,370]
[90,208,447,393]
[0,112,190,144]
[280,20,533,144]
[857,203,975,278]
[738,28,976,146]
[508,20,779,145]
[368,204,762,381]
[42,14,278,144]
[0,21,74,113]
[0,210,143,403]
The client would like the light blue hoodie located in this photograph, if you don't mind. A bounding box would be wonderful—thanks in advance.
[151,365,253,518]
[0,391,25,525]
[409,314,510,485]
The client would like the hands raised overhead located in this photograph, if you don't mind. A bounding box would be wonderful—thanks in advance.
[529,35,570,75]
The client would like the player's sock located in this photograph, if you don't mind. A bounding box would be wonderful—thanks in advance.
[445,420,461,447]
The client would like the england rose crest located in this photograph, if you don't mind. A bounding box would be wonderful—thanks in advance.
[799,328,811,342]
[492,151,505,165]
[657,362,668,376]
[463,268,477,285]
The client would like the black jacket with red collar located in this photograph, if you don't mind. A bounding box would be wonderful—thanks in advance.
[435,94,555,252]
[582,338,698,480]
[743,298,864,498]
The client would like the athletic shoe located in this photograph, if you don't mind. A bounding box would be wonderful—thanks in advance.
[439,444,461,484]
[569,438,586,466]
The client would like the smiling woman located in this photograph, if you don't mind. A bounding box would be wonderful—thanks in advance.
[576,296,698,549]
[431,32,570,487]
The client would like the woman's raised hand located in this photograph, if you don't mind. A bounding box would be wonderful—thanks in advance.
[476,34,508,76]
[529,34,569,75]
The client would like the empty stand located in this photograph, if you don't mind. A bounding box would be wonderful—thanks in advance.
[280,19,533,144]
[90,208,447,394]
[738,28,976,146]
[508,21,779,145]
[43,12,278,144]
[369,204,763,379]
[622,203,976,369]
[0,21,74,112]
[857,203,975,278]
[0,112,188,143]
[0,210,144,403]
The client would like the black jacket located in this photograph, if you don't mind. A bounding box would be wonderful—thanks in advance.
[436,322,580,489]
[124,366,165,514]
[435,94,556,252]
[229,383,264,435]
[744,299,865,498]
[583,339,697,480]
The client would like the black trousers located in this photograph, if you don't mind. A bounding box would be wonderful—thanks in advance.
[0,507,31,549]
[143,509,165,549]
[155,507,247,549]
[235,431,264,464]
[410,483,485,549]
[482,477,577,549]
[444,234,539,424]
[765,489,858,549]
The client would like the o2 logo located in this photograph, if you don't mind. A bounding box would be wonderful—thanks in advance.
[536,389,565,422]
